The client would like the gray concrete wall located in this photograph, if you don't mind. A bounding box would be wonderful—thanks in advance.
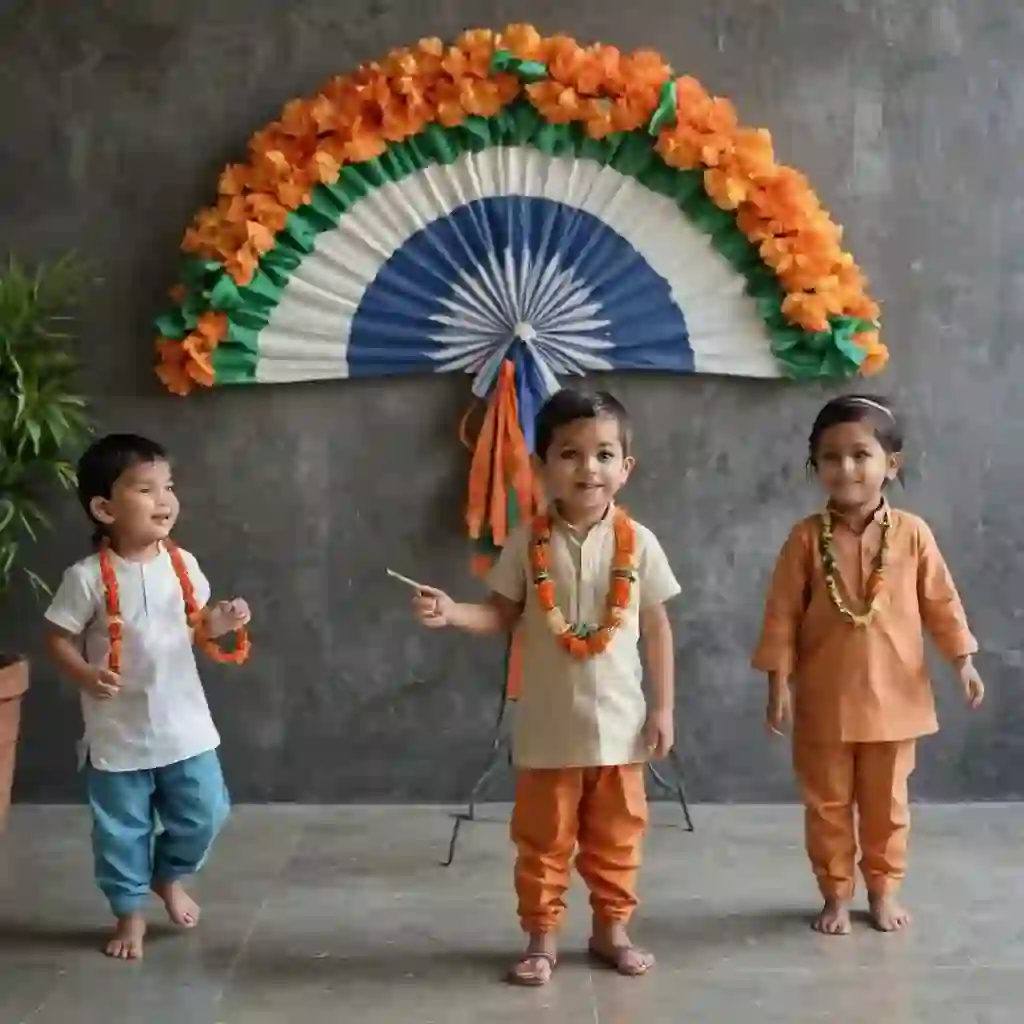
[2,0,1022,803]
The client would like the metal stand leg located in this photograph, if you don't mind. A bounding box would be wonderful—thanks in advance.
[646,747,695,831]
[442,679,512,867]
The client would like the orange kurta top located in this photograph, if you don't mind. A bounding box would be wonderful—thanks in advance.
[752,505,977,743]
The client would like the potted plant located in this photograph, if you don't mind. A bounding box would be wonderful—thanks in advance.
[0,254,92,830]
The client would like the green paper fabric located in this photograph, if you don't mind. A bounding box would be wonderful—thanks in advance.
[489,49,549,83]
[648,79,678,136]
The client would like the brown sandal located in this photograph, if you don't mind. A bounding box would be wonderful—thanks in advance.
[507,951,557,986]
[588,943,655,977]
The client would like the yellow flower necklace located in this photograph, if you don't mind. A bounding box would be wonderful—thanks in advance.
[818,504,892,627]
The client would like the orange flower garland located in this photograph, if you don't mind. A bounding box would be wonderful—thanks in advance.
[156,24,886,392]
[98,544,126,675]
[530,507,636,659]
[97,542,251,671]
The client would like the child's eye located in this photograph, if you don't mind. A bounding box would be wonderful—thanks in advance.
[597,451,614,462]
[559,449,577,460]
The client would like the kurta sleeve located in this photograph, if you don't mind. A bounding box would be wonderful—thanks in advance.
[636,528,682,609]
[486,524,528,604]
[915,519,978,661]
[751,522,812,677]
[44,564,98,635]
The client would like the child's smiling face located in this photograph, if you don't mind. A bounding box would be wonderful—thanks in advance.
[814,419,900,511]
[537,414,634,524]
[90,458,180,548]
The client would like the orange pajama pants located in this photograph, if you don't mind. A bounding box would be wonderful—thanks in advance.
[510,765,648,934]
[793,738,916,901]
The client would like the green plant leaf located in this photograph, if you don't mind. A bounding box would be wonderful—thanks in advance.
[0,542,17,579]
[24,569,52,598]
[24,418,42,453]
[18,508,38,542]
[55,461,77,488]
[0,251,92,598]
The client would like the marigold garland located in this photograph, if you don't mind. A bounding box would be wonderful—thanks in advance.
[530,507,636,658]
[155,23,886,395]
[818,505,891,628]
[98,542,251,670]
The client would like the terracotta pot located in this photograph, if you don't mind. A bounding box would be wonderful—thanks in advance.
[0,655,29,832]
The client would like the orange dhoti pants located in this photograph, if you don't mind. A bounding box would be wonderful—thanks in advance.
[793,737,917,900]
[510,765,648,934]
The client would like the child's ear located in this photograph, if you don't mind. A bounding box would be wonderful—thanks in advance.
[623,454,636,476]
[886,452,904,482]
[89,496,116,526]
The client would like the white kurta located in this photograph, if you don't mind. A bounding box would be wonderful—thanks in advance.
[45,546,221,772]
[488,511,681,770]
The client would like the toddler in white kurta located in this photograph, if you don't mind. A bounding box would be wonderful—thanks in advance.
[44,433,250,960]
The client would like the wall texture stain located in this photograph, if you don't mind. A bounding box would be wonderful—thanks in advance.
[2,0,1022,802]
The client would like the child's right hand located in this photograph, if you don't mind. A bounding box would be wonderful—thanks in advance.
[412,586,456,629]
[83,667,121,700]
[957,657,985,709]
[766,679,792,735]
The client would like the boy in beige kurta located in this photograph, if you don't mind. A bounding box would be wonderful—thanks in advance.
[414,388,680,985]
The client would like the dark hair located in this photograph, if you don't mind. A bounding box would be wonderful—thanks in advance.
[807,394,904,479]
[76,433,169,545]
[534,388,632,461]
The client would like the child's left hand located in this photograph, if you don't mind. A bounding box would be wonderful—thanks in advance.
[642,708,674,759]
[957,657,985,709]
[205,598,252,638]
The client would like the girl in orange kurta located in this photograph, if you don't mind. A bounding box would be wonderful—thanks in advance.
[753,395,985,936]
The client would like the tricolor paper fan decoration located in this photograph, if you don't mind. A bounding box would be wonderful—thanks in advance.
[154,25,886,568]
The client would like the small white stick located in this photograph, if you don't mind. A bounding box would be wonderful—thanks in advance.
[386,568,429,592]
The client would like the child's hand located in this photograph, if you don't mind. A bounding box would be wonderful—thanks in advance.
[412,586,456,629]
[766,679,792,736]
[205,598,252,638]
[83,667,121,700]
[957,657,985,709]
[642,708,674,759]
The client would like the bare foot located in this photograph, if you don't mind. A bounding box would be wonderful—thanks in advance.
[869,894,912,932]
[588,919,655,977]
[105,913,146,960]
[152,879,201,928]
[507,933,558,986]
[812,899,851,936]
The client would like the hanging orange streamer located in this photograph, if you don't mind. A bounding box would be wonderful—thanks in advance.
[462,360,538,700]
[463,360,536,558]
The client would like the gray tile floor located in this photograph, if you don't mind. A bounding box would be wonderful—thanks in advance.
[2,803,1023,1023]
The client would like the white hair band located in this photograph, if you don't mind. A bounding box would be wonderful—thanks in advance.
[846,397,896,421]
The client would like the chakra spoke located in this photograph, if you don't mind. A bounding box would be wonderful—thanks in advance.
[429,244,611,397]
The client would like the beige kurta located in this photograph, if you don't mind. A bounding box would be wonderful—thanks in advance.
[752,505,977,743]
[488,509,681,769]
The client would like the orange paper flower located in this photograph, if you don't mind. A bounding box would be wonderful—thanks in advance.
[498,23,546,61]
[856,331,888,376]
[156,339,194,396]
[526,81,583,123]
